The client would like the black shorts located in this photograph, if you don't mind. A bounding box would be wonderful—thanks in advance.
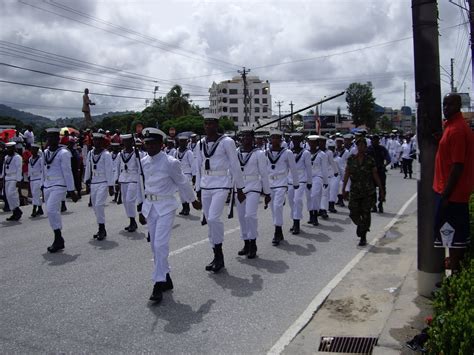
[433,193,470,248]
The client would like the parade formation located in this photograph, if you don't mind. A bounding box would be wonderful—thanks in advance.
[0,116,419,304]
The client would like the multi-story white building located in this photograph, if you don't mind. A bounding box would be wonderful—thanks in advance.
[208,75,271,129]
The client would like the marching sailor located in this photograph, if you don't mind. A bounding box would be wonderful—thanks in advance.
[175,135,195,216]
[334,136,349,207]
[195,115,245,273]
[267,130,299,245]
[325,138,341,213]
[307,135,328,226]
[42,128,78,253]
[84,132,115,240]
[1,142,23,221]
[28,143,44,217]
[236,129,271,258]
[318,136,332,219]
[287,133,312,235]
[110,142,121,203]
[115,134,141,232]
[140,128,200,303]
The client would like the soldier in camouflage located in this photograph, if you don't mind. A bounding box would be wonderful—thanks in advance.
[342,138,385,246]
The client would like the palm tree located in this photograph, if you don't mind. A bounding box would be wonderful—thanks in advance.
[166,85,191,118]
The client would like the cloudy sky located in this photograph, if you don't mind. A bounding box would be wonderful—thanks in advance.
[0,0,469,120]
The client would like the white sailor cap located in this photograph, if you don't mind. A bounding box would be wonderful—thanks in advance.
[290,132,304,139]
[5,141,16,147]
[327,139,336,147]
[203,114,219,121]
[31,143,41,148]
[190,133,197,138]
[143,127,166,141]
[45,128,61,134]
[110,142,120,147]
[307,135,320,141]
[120,134,133,140]
[335,137,344,142]
[318,135,327,141]
[269,129,283,137]
[177,135,189,141]
[92,132,106,139]
[343,133,353,139]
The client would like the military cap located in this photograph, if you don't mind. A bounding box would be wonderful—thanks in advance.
[5,141,16,147]
[290,132,304,139]
[45,128,61,134]
[120,134,133,140]
[92,132,106,139]
[143,127,166,141]
[343,133,353,139]
[203,114,219,121]
[110,142,120,147]
[307,135,320,141]
[327,139,336,147]
[269,129,283,137]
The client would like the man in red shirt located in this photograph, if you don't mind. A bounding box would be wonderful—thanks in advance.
[433,93,474,273]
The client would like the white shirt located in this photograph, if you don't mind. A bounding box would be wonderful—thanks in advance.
[266,148,299,188]
[400,142,414,159]
[325,149,339,177]
[116,150,141,183]
[42,147,75,190]
[165,147,176,157]
[23,130,34,145]
[310,149,328,185]
[195,135,244,191]
[237,147,271,195]
[334,148,349,176]
[84,149,115,186]
[28,154,43,183]
[174,148,194,176]
[288,149,312,184]
[141,151,196,217]
[1,153,22,182]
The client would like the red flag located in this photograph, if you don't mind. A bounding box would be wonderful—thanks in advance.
[314,106,321,135]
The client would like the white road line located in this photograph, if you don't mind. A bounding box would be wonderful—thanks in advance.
[267,192,418,355]
[169,226,241,257]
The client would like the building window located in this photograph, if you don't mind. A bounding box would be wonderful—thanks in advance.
[229,98,238,104]
[262,87,269,94]
[232,116,238,122]
[254,89,259,95]
[254,98,260,104]
[263,106,268,113]
[222,107,228,112]
[229,89,238,95]
[222,97,227,103]
[255,107,260,113]
[230,107,238,113]
[222,88,227,94]
[262,98,267,104]
[255,116,260,120]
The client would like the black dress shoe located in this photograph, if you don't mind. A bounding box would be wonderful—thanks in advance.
[162,273,174,291]
[238,240,250,256]
[205,248,216,271]
[47,230,65,253]
[149,283,163,302]
[247,239,257,259]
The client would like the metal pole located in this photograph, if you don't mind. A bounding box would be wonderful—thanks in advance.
[412,0,445,297]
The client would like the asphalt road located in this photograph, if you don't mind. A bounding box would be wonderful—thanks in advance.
[0,167,417,354]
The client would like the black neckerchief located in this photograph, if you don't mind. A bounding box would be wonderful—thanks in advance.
[92,149,104,170]
[238,147,258,171]
[121,150,134,171]
[112,152,119,161]
[293,149,304,164]
[44,147,62,169]
[190,142,196,150]
[267,148,286,170]
[310,149,320,163]
[201,134,226,170]
[177,148,188,161]
[5,154,14,170]
[30,155,40,167]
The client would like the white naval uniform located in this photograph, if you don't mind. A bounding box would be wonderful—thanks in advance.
[195,135,245,246]
[334,148,349,193]
[323,149,340,206]
[116,149,141,218]
[141,151,196,282]
[28,154,43,206]
[1,153,22,210]
[236,147,271,241]
[165,147,176,157]
[84,149,114,224]
[42,147,75,230]
[174,148,195,203]
[267,148,299,227]
[309,149,328,212]
[287,149,312,221]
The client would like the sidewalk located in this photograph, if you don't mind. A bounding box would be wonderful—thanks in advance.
[282,212,433,354]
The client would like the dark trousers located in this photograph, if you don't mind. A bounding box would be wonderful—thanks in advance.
[402,158,413,177]
[349,194,376,232]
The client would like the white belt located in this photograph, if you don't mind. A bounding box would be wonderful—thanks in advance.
[269,173,287,180]
[93,172,105,177]
[201,169,229,176]
[45,175,63,181]
[145,194,174,201]
[243,174,259,181]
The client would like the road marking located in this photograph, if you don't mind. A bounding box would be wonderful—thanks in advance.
[169,226,240,257]
[267,192,418,355]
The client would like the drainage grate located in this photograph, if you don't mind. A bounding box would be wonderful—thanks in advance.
[318,336,378,354]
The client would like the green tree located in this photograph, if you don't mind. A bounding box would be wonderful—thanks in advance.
[166,85,191,118]
[346,82,376,128]
[378,115,393,131]
[140,97,173,127]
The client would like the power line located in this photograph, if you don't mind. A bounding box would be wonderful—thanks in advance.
[0,99,139,111]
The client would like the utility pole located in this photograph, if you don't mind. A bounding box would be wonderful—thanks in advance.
[238,67,251,126]
[289,101,294,132]
[412,0,445,297]
[153,86,159,101]
[450,58,455,92]
[404,82,407,106]
[275,100,283,130]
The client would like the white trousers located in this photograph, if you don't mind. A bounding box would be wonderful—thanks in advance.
[30,180,42,206]
[270,187,287,226]
[120,183,137,218]
[310,176,323,211]
[5,180,20,210]
[202,189,228,246]
[236,191,260,240]
[148,205,175,282]
[320,178,330,210]
[288,183,306,220]
[179,174,193,203]
[91,183,108,224]
[390,150,399,164]
[44,186,66,230]
[329,175,339,202]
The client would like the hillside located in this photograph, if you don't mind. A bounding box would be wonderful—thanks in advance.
[0,104,52,127]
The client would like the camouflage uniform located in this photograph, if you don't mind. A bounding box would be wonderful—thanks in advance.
[346,154,376,233]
